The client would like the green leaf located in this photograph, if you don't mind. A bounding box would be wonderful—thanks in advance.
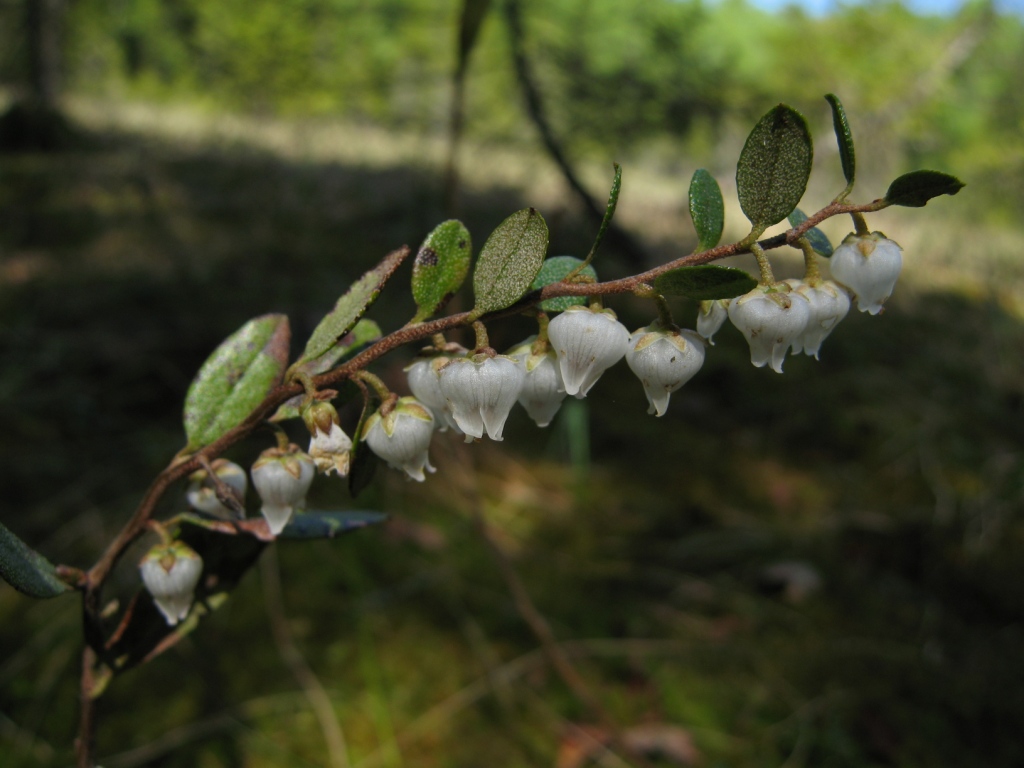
[273,319,381,422]
[471,208,549,316]
[689,169,725,251]
[279,510,388,540]
[183,314,290,451]
[653,265,757,301]
[411,220,472,322]
[736,104,814,231]
[787,208,834,257]
[299,248,408,365]
[825,93,856,186]
[584,163,622,262]
[0,520,72,598]
[884,170,965,208]
[531,255,598,313]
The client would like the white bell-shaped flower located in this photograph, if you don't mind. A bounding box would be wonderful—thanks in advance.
[251,445,316,535]
[302,401,352,477]
[696,300,729,345]
[625,325,705,417]
[783,279,851,359]
[507,337,566,427]
[728,286,811,374]
[186,459,247,517]
[438,354,525,442]
[363,397,436,481]
[829,231,903,315]
[139,541,204,626]
[547,305,629,398]
[405,351,465,432]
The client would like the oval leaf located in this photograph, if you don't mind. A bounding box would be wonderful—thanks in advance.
[884,170,965,208]
[300,248,409,365]
[531,255,598,313]
[736,104,814,231]
[787,207,833,257]
[654,265,757,301]
[0,520,72,598]
[472,208,549,316]
[411,220,472,322]
[825,93,856,186]
[279,510,388,540]
[689,169,725,251]
[184,314,290,450]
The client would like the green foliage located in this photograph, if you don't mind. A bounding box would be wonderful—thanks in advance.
[736,104,813,233]
[788,207,833,257]
[471,208,549,316]
[279,510,388,539]
[0,521,73,599]
[825,93,856,188]
[531,255,598,312]
[884,170,966,208]
[689,169,725,252]
[411,220,472,323]
[653,265,757,301]
[183,314,290,451]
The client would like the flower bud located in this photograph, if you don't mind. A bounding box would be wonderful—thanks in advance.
[363,397,436,481]
[302,401,352,477]
[829,232,902,315]
[507,337,566,427]
[728,286,811,374]
[696,300,729,345]
[625,325,705,417]
[547,305,629,398]
[139,541,203,626]
[251,444,316,535]
[438,354,525,442]
[186,459,247,517]
[782,279,851,359]
[405,348,467,432]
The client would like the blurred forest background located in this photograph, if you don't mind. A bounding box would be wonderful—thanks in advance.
[1,0,1023,766]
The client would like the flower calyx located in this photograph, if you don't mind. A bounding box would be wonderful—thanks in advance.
[139,540,204,626]
[301,399,352,477]
[363,396,436,481]
[251,444,316,535]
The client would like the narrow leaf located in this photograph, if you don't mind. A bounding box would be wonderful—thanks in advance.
[472,208,549,315]
[584,163,622,263]
[411,220,472,322]
[274,319,381,422]
[279,510,388,540]
[183,314,290,451]
[736,104,814,230]
[788,208,834,257]
[299,248,408,364]
[0,520,72,598]
[825,93,856,186]
[654,265,757,301]
[531,255,598,313]
[689,169,725,251]
[884,170,965,208]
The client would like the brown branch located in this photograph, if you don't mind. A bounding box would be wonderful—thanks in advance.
[75,647,98,768]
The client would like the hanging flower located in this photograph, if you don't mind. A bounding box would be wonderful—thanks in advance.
[547,305,630,398]
[507,337,566,427]
[251,444,316,535]
[437,353,525,442]
[363,397,436,481]
[783,279,851,359]
[139,541,204,626]
[185,459,247,517]
[830,231,903,315]
[728,286,811,374]
[696,300,729,345]
[405,347,467,432]
[625,324,706,417]
[302,401,352,477]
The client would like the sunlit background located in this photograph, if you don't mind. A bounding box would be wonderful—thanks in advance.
[1,0,1022,766]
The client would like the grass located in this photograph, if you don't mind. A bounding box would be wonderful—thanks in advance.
[0,98,1022,768]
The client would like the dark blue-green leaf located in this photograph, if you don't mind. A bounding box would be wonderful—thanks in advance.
[531,255,598,313]
[0,520,72,598]
[279,510,388,540]
[472,208,549,316]
[183,314,290,451]
[825,94,855,186]
[884,170,965,208]
[689,169,725,251]
[654,265,757,301]
[788,208,834,257]
[736,105,814,231]
[411,220,472,322]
